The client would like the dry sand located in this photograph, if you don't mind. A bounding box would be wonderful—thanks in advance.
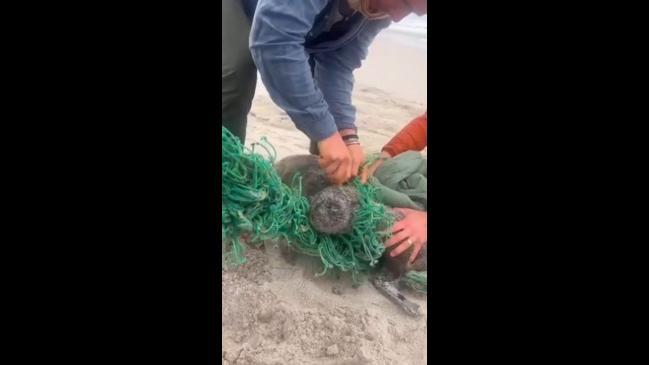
[223,30,428,365]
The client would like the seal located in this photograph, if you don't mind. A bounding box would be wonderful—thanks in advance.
[275,154,426,273]
[275,155,359,234]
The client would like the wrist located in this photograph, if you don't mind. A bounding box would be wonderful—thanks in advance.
[317,131,341,146]
[339,129,357,137]
[342,135,360,146]
[340,130,361,147]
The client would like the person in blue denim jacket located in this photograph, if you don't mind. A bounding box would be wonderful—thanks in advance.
[222,0,427,184]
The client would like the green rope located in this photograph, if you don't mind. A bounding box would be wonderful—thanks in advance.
[401,271,427,294]
[222,127,394,280]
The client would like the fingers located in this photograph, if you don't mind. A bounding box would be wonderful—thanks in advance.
[323,160,341,176]
[320,159,340,184]
[317,133,358,185]
[409,241,423,264]
[359,169,369,184]
[390,239,413,258]
[345,144,364,179]
[329,159,351,185]
[320,155,347,184]
[391,220,405,233]
[320,156,353,185]
[360,159,383,184]
[350,158,360,178]
[385,228,409,248]
[340,151,354,184]
[379,218,406,237]
[359,162,375,184]
[385,208,426,261]
[350,150,362,178]
[347,158,353,179]
[335,162,350,185]
[319,157,331,169]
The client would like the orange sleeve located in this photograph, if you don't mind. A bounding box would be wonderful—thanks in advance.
[381,112,427,157]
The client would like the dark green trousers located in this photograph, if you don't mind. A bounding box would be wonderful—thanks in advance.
[222,0,257,144]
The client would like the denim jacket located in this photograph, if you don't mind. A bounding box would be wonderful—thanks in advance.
[242,0,390,142]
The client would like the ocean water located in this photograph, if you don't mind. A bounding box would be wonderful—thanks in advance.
[387,14,427,50]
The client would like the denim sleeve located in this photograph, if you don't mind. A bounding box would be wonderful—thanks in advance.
[249,0,337,142]
[313,20,389,132]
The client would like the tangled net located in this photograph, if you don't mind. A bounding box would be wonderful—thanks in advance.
[402,271,427,294]
[222,127,394,280]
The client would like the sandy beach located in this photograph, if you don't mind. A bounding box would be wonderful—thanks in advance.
[223,28,428,365]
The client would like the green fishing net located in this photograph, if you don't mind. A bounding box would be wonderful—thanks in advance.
[221,127,394,279]
[401,271,427,294]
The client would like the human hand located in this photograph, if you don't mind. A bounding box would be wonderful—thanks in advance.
[360,151,391,183]
[385,208,427,264]
[338,129,364,178]
[346,144,365,178]
[317,132,353,185]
